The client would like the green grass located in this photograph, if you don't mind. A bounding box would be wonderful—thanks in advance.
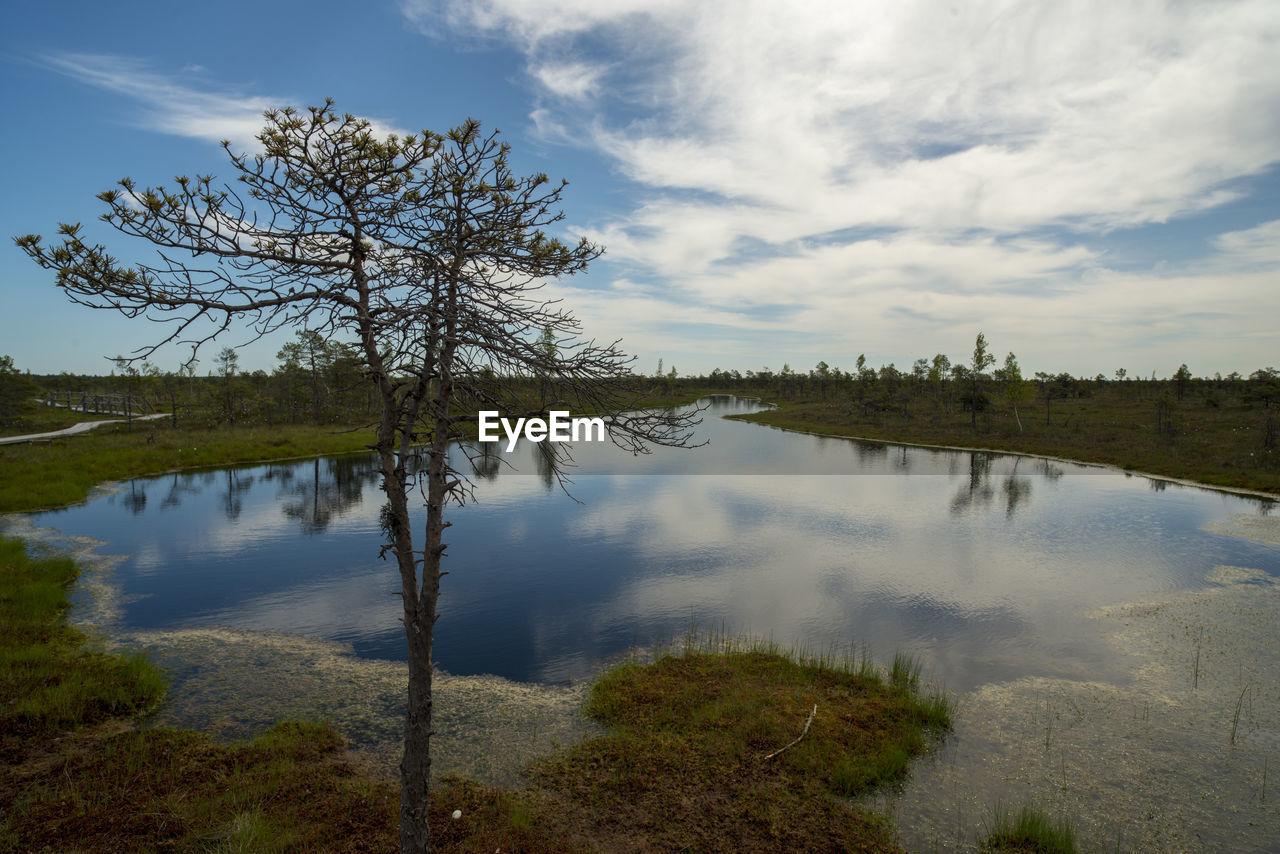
[0,538,166,757]
[1,721,403,853]
[528,633,952,851]
[980,803,1079,853]
[732,386,1280,494]
[0,420,378,513]
[0,386,718,515]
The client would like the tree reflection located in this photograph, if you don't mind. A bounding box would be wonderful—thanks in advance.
[854,442,888,463]
[278,455,375,532]
[467,442,502,482]
[160,471,202,509]
[951,453,1035,517]
[1003,476,1032,516]
[951,452,995,514]
[121,479,147,515]
[1036,459,1064,480]
[533,439,571,491]
[221,469,255,520]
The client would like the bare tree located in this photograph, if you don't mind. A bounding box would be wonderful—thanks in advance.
[16,101,698,853]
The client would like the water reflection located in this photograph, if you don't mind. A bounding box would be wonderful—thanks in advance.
[121,480,147,515]
[531,438,569,491]
[220,469,254,520]
[278,456,372,533]
[468,442,502,482]
[1002,474,1032,517]
[14,397,1279,696]
[161,471,202,510]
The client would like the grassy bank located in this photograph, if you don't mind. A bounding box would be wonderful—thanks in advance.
[731,392,1280,495]
[0,421,378,513]
[0,534,951,850]
[0,539,165,761]
[0,385,720,515]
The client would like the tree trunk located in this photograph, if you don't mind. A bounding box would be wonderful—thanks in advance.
[399,592,435,854]
[377,431,437,854]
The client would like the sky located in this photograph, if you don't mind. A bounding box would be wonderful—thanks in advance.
[1,0,1277,379]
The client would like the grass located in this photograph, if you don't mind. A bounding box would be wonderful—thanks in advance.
[980,803,1078,853]
[0,538,166,760]
[0,420,378,513]
[730,385,1280,495]
[1231,682,1250,746]
[1,721,403,853]
[527,633,952,851]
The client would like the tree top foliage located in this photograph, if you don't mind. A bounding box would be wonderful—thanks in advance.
[14,100,601,378]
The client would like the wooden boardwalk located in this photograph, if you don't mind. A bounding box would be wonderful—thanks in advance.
[44,390,152,417]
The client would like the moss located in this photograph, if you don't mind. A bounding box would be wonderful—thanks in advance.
[528,644,951,851]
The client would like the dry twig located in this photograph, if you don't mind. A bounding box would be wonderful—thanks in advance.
[763,704,818,760]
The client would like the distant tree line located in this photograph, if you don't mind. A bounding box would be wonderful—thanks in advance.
[652,332,1280,441]
[10,330,1280,444]
[16,331,375,429]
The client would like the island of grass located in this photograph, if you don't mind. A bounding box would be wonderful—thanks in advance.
[1,536,951,851]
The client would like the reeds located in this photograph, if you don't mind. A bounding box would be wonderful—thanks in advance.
[980,802,1078,853]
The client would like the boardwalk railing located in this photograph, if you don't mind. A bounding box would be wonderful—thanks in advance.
[45,391,152,417]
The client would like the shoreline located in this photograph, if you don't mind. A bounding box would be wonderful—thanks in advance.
[727,409,1280,502]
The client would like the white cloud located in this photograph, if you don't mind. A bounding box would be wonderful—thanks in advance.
[531,62,605,100]
[415,0,1280,374]
[545,228,1279,375]
[1213,219,1280,266]
[41,53,409,151]
[532,0,1277,234]
[42,53,281,151]
[402,0,681,44]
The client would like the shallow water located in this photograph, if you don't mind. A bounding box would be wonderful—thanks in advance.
[876,557,1280,851]
[6,396,1279,849]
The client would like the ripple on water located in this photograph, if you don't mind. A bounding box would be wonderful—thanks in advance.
[877,569,1280,852]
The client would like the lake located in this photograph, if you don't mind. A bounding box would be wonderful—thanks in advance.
[8,396,1279,849]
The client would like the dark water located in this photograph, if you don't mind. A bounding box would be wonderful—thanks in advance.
[17,396,1279,691]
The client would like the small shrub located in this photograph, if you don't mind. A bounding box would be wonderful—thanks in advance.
[981,803,1077,853]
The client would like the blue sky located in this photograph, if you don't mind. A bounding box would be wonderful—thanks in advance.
[2,0,1277,379]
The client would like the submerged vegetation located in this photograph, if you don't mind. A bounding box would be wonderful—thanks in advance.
[0,535,951,851]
